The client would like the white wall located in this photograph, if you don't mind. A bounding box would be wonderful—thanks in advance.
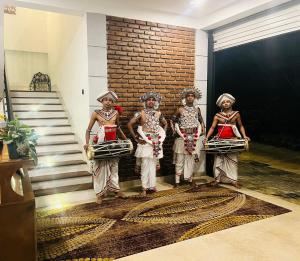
[4,7,48,53]
[5,50,48,90]
[4,7,49,90]
[86,13,107,125]
[47,12,89,144]
[195,29,208,174]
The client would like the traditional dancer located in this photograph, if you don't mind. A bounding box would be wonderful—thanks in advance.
[84,91,127,204]
[170,88,205,187]
[127,92,168,196]
[205,93,250,188]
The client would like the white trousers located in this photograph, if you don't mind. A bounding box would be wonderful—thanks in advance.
[214,153,238,183]
[141,157,157,190]
[175,153,195,183]
[92,158,120,196]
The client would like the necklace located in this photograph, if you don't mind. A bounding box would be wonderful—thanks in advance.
[96,108,117,121]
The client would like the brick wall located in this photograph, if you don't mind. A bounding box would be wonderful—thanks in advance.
[106,16,195,181]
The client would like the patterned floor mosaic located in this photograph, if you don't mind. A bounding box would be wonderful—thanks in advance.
[37,185,290,260]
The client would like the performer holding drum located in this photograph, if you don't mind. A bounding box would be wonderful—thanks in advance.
[127,92,168,196]
[84,91,128,204]
[170,88,205,187]
[204,93,250,188]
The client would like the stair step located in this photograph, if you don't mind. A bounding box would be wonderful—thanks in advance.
[21,118,69,126]
[32,176,93,196]
[31,160,87,169]
[36,141,78,146]
[34,126,72,136]
[19,117,67,120]
[27,124,71,128]
[14,109,64,112]
[36,143,81,153]
[15,111,66,118]
[37,153,84,166]
[11,98,61,104]
[35,189,96,208]
[12,104,64,111]
[10,91,58,98]
[37,150,82,157]
[29,163,89,178]
[38,134,75,144]
[30,170,90,183]
[40,132,74,136]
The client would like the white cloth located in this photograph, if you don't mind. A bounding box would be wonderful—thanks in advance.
[90,126,120,196]
[135,128,165,189]
[141,158,157,190]
[173,136,204,183]
[91,158,120,196]
[97,90,118,102]
[214,153,238,183]
[216,93,235,107]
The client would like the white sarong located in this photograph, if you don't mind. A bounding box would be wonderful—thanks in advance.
[135,126,165,190]
[90,126,120,196]
[213,153,238,183]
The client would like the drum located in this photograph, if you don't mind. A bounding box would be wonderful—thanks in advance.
[204,138,248,154]
[87,139,133,160]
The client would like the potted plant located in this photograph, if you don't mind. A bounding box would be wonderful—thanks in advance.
[0,118,38,164]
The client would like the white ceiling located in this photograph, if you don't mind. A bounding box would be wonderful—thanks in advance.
[103,0,240,18]
[15,0,293,29]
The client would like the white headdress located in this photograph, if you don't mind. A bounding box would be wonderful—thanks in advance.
[97,91,118,102]
[216,93,235,107]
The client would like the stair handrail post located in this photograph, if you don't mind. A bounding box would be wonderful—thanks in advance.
[4,62,14,121]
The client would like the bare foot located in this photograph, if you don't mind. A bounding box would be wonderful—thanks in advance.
[232,182,242,189]
[96,195,103,204]
[116,191,127,199]
[139,190,147,196]
[208,180,218,186]
[189,181,197,187]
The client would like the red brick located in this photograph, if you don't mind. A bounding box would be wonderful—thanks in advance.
[127,33,138,38]
[133,38,144,43]
[144,40,156,45]
[139,34,150,40]
[136,20,147,25]
[128,61,139,66]
[128,42,141,47]
[151,27,161,32]
[128,24,139,29]
[139,25,150,30]
[115,31,127,37]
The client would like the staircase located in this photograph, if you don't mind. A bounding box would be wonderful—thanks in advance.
[10,90,94,208]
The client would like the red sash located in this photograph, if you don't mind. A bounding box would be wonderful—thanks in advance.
[104,125,117,141]
[218,125,234,139]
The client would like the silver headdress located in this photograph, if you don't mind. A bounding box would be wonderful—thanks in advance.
[181,88,202,106]
[140,92,162,109]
